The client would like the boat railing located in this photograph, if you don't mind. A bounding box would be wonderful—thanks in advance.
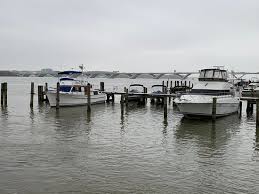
[178,91,236,97]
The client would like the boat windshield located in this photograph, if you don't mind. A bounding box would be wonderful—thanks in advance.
[60,85,72,92]
[129,85,144,93]
[151,85,166,93]
[199,69,228,81]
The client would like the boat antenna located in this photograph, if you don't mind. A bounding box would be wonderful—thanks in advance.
[79,64,84,73]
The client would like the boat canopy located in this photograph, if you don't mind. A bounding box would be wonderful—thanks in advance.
[199,68,228,81]
[60,77,74,81]
[129,84,144,87]
[58,71,82,75]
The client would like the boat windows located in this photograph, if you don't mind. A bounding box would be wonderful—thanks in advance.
[60,85,72,92]
[72,86,82,92]
[199,69,228,81]
[129,85,144,93]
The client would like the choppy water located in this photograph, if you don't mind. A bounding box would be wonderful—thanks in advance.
[0,77,259,194]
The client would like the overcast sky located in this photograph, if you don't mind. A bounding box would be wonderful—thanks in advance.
[0,0,258,72]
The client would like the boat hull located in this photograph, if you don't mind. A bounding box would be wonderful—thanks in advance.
[175,95,240,117]
[47,92,106,107]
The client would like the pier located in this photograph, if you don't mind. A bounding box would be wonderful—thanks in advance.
[1,81,259,127]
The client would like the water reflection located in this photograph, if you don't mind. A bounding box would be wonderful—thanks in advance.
[175,114,241,151]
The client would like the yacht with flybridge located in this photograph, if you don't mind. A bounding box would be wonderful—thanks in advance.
[174,67,240,117]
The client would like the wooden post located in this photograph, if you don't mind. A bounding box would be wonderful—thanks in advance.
[30,82,34,108]
[174,81,177,87]
[166,81,169,88]
[189,81,191,87]
[164,96,167,119]
[56,82,60,109]
[184,81,187,86]
[181,81,183,86]
[1,82,7,107]
[239,101,242,118]
[87,83,91,112]
[38,85,44,103]
[170,81,172,89]
[212,97,217,121]
[162,81,164,87]
[100,82,104,91]
[45,83,48,93]
[125,88,129,107]
[111,93,115,103]
[120,94,124,115]
[1,83,3,106]
[256,99,259,127]
[4,83,7,106]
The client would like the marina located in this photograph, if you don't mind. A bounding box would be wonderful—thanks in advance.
[1,76,259,193]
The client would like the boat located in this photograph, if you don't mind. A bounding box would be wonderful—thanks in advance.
[47,70,106,107]
[150,84,167,104]
[241,82,259,97]
[126,84,146,102]
[174,67,240,117]
[151,84,167,94]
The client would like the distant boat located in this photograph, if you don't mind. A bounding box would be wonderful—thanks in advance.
[47,70,106,107]
[174,67,240,117]
[241,82,259,97]
[127,84,146,102]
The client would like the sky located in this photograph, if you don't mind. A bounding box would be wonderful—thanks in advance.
[0,0,259,72]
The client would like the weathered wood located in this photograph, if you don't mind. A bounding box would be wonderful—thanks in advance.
[4,83,7,106]
[87,83,91,112]
[212,97,217,121]
[256,99,259,127]
[38,85,44,103]
[164,96,167,118]
[1,83,3,106]
[239,101,242,118]
[100,82,105,91]
[1,82,7,107]
[45,83,48,93]
[56,82,60,109]
[111,93,115,103]
[125,88,129,107]
[30,82,34,107]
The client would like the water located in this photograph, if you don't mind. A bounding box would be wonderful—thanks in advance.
[0,77,259,193]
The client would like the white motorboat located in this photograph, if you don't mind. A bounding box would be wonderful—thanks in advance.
[47,71,106,107]
[241,82,259,97]
[174,68,240,117]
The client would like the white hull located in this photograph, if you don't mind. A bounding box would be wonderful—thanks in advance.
[175,95,239,117]
[47,92,106,107]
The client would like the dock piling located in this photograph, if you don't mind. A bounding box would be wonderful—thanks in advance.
[1,82,7,107]
[87,83,91,112]
[56,82,60,109]
[125,88,129,107]
[239,101,242,118]
[212,97,217,121]
[38,85,44,103]
[256,99,259,127]
[164,96,167,119]
[30,82,34,108]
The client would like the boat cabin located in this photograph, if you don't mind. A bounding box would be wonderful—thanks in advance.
[151,85,167,94]
[129,84,145,93]
[199,68,228,82]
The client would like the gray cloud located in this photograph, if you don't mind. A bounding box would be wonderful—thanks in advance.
[0,0,258,72]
